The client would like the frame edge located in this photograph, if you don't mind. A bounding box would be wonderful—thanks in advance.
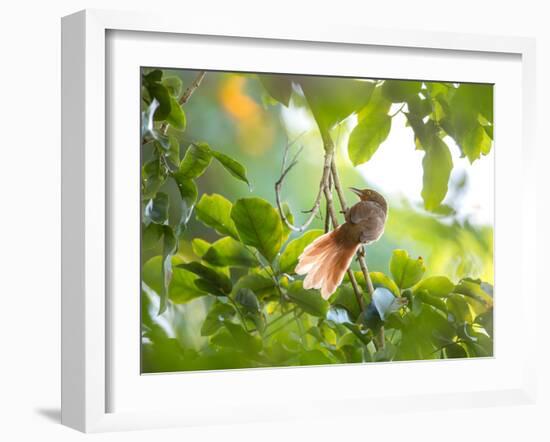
[61,10,87,432]
[61,7,538,432]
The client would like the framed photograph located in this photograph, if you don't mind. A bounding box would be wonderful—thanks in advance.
[61,9,537,432]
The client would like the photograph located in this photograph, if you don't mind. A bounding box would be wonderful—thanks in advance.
[140,68,494,373]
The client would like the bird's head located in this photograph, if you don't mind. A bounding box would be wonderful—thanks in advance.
[349,187,388,211]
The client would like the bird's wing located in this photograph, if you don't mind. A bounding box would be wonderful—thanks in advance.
[349,201,386,243]
[349,201,380,224]
[359,215,386,243]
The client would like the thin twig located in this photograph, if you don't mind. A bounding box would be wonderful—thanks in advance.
[161,70,206,135]
[275,141,328,232]
[389,103,406,118]
[264,311,304,339]
[324,173,332,232]
[228,297,255,333]
[180,71,206,105]
[265,307,298,330]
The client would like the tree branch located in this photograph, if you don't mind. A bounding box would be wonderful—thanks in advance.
[324,173,332,233]
[321,137,366,314]
[161,70,206,135]
[274,133,368,325]
[330,155,383,348]
[330,157,375,295]
[179,71,206,105]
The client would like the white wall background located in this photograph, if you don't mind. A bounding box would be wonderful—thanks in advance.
[0,1,547,440]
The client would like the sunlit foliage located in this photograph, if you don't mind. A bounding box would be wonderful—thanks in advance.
[140,69,493,372]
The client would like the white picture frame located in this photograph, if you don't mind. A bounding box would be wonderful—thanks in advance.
[61,9,537,433]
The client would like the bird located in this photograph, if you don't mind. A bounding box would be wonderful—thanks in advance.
[295,187,388,300]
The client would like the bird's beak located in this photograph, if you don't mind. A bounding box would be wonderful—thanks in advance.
[349,187,363,197]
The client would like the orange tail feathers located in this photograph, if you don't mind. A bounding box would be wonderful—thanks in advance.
[295,227,359,300]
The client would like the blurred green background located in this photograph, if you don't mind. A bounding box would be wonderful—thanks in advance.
[141,69,493,372]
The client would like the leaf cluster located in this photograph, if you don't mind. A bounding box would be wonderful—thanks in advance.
[260,75,493,212]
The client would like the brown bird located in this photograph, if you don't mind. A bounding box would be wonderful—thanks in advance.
[295,187,388,299]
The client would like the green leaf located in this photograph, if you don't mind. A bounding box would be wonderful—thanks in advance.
[233,274,276,299]
[142,225,178,315]
[142,157,165,199]
[280,202,294,244]
[373,341,397,362]
[194,279,227,297]
[224,322,263,354]
[168,264,207,305]
[478,84,494,123]
[279,229,324,274]
[330,284,364,321]
[143,69,163,84]
[462,124,492,163]
[421,137,453,211]
[287,281,329,317]
[415,290,447,312]
[159,226,178,313]
[191,238,211,257]
[357,85,392,121]
[177,261,233,295]
[445,84,493,161]
[141,99,169,148]
[353,270,401,297]
[404,112,438,151]
[235,288,260,313]
[446,293,472,323]
[445,343,468,359]
[234,288,265,332]
[259,74,293,106]
[142,255,208,306]
[177,143,212,179]
[299,349,334,366]
[381,80,423,103]
[201,302,236,336]
[211,150,250,187]
[171,176,197,236]
[195,193,239,239]
[148,83,172,120]
[230,197,284,262]
[483,124,493,140]
[142,223,163,250]
[369,272,401,297]
[414,276,455,297]
[166,96,186,130]
[299,77,375,133]
[202,236,258,268]
[144,192,169,225]
[390,249,426,289]
[464,333,493,357]
[162,76,183,97]
[348,112,391,166]
[475,309,493,336]
[407,95,432,118]
[166,134,180,166]
[395,305,455,360]
[454,278,493,309]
